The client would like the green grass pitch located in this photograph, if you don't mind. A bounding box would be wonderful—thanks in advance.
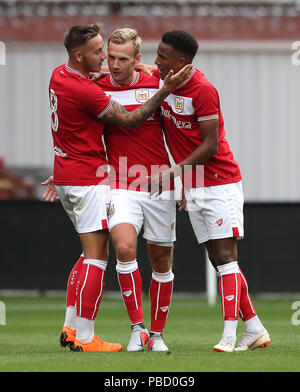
[0,295,299,373]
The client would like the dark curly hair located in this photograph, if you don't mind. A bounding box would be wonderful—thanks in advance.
[161,30,198,61]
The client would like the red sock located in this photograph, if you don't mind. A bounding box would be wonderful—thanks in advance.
[117,261,143,325]
[66,254,84,307]
[239,268,257,321]
[219,272,241,320]
[76,259,106,320]
[149,277,173,333]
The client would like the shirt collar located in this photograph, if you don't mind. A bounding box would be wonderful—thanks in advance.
[110,71,140,87]
[65,64,88,79]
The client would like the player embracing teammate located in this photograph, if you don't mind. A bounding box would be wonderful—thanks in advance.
[45,23,270,353]
[47,23,191,352]
[147,30,270,352]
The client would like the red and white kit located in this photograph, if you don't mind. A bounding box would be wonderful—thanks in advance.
[155,67,243,243]
[97,72,175,337]
[97,72,176,243]
[49,64,112,233]
[155,67,264,348]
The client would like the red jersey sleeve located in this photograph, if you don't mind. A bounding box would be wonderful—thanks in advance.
[78,82,113,118]
[193,84,220,122]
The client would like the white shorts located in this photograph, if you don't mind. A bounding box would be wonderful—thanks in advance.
[56,185,110,234]
[185,181,244,244]
[107,189,176,243]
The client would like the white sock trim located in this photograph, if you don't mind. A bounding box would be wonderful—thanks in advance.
[83,259,107,271]
[223,320,238,338]
[116,259,138,274]
[64,306,76,330]
[217,261,239,276]
[152,269,174,283]
[76,316,95,343]
[244,315,265,334]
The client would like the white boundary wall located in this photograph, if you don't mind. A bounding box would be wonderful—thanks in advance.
[0,40,299,202]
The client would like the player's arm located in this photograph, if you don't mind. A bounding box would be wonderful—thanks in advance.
[147,119,219,195]
[101,65,192,129]
[177,119,219,168]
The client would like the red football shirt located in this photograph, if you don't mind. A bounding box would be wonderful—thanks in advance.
[97,72,172,191]
[49,64,112,185]
[154,68,241,187]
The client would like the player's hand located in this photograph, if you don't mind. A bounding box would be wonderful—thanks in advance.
[89,71,110,82]
[41,175,59,202]
[178,189,186,211]
[163,64,193,92]
[146,171,164,196]
[134,63,155,75]
[146,166,179,196]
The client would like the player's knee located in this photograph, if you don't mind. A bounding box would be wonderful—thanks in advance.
[214,249,236,266]
[83,245,108,261]
[151,252,173,273]
[115,240,136,261]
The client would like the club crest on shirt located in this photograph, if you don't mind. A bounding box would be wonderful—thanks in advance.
[135,89,149,103]
[175,97,184,113]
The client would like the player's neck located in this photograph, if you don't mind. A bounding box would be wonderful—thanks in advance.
[116,71,137,86]
[67,60,90,79]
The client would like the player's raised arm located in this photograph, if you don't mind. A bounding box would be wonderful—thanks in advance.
[101,64,192,129]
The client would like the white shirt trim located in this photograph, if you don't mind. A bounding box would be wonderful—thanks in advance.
[65,64,88,79]
[110,71,140,88]
[198,114,219,122]
[97,98,113,118]
[175,67,196,90]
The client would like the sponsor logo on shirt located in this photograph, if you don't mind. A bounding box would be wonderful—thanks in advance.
[54,146,67,157]
[161,108,192,129]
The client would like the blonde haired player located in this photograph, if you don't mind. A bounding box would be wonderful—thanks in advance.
[47,23,192,352]
[97,27,176,352]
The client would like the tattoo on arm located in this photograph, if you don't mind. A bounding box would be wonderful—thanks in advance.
[102,87,169,128]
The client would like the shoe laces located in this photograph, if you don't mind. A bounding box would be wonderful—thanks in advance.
[220,335,236,346]
[149,332,163,341]
[237,331,261,346]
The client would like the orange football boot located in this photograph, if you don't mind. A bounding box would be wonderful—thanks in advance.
[71,335,123,352]
[60,326,76,349]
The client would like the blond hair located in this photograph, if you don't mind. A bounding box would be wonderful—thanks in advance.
[108,28,142,56]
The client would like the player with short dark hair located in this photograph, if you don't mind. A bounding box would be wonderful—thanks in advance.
[148,29,270,352]
[48,23,192,352]
[64,23,102,53]
[161,30,198,61]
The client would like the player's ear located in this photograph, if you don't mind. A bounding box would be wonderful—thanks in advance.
[135,53,142,65]
[74,50,84,64]
[178,57,188,67]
